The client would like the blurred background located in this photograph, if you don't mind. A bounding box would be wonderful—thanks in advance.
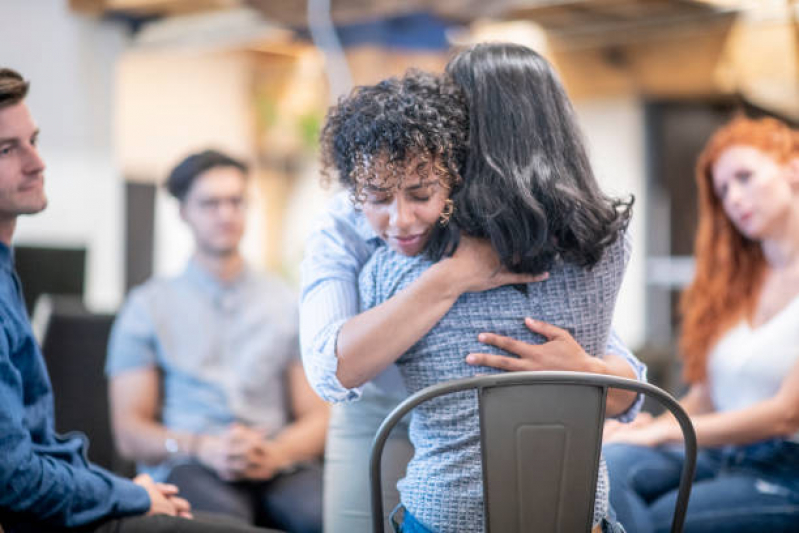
[2,0,798,397]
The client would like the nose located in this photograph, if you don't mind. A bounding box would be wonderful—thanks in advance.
[388,196,414,231]
[23,144,45,175]
[725,181,744,208]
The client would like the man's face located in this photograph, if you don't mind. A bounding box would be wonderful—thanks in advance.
[180,166,247,257]
[0,102,47,222]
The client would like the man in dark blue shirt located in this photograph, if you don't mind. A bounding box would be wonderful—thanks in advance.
[0,68,274,533]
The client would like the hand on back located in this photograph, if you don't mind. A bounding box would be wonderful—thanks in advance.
[465,317,599,373]
[444,236,548,294]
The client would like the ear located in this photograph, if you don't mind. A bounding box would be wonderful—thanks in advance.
[178,202,188,223]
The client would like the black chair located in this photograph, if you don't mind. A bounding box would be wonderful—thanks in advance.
[370,371,697,533]
[36,295,133,476]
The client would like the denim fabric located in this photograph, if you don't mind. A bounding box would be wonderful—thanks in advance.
[390,505,436,533]
[605,440,799,533]
[390,504,626,533]
[0,243,150,530]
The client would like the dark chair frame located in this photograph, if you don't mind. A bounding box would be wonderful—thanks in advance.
[370,371,697,533]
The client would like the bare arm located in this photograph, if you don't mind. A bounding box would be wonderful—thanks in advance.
[607,360,799,447]
[465,318,639,417]
[335,236,547,389]
[108,366,196,464]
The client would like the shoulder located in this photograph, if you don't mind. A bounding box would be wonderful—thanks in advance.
[122,275,181,311]
[596,228,631,274]
[301,191,379,289]
[249,270,297,304]
[360,247,430,299]
[307,191,366,241]
[115,274,188,330]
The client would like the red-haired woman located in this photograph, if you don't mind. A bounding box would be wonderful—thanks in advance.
[604,116,799,533]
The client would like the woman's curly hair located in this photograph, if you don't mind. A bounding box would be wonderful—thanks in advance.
[320,69,469,260]
[320,69,468,206]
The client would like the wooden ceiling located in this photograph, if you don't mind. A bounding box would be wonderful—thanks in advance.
[69,0,797,118]
[71,0,737,29]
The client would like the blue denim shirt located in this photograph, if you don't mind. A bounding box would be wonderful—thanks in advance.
[0,243,149,530]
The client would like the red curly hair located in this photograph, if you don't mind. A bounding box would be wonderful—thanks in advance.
[679,116,798,383]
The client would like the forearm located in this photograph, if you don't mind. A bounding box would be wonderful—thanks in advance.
[114,416,197,465]
[0,439,149,525]
[271,409,330,466]
[597,353,639,418]
[335,261,460,388]
[656,395,798,447]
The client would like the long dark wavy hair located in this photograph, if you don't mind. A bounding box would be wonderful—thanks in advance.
[443,43,633,274]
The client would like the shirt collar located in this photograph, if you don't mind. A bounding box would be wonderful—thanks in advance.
[183,258,251,297]
[0,242,13,273]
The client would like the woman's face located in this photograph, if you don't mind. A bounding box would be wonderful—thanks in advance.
[361,160,450,256]
[712,145,798,240]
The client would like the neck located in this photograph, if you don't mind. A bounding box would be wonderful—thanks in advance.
[760,207,799,269]
[0,218,16,247]
[193,250,245,283]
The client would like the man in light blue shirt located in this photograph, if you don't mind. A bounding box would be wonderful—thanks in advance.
[107,150,329,533]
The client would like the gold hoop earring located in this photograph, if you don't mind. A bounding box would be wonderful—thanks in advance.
[439,198,454,226]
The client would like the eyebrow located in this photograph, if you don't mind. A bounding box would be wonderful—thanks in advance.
[0,129,39,145]
[404,180,437,191]
[364,180,436,193]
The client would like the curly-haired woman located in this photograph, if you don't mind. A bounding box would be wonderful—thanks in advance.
[307,45,637,533]
[604,116,799,533]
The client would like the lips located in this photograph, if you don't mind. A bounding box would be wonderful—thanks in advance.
[389,232,427,255]
[19,178,43,192]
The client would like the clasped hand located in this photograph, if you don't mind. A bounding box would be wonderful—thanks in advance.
[196,423,290,482]
[134,473,192,518]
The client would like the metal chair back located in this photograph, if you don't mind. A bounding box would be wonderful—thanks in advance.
[370,371,697,533]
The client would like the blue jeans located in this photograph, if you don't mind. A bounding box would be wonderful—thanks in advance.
[604,440,799,533]
[389,504,626,533]
[390,505,435,533]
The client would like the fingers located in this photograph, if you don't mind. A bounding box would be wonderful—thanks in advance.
[476,332,533,358]
[493,271,549,285]
[523,317,565,340]
[465,352,530,371]
[132,473,155,488]
[169,496,192,516]
[155,483,179,496]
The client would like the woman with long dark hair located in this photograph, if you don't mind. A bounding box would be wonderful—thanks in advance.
[314,45,634,532]
[604,116,799,533]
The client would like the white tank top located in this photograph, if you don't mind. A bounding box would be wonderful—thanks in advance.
[707,294,799,442]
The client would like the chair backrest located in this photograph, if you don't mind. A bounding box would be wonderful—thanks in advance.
[370,371,697,533]
[36,295,133,476]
